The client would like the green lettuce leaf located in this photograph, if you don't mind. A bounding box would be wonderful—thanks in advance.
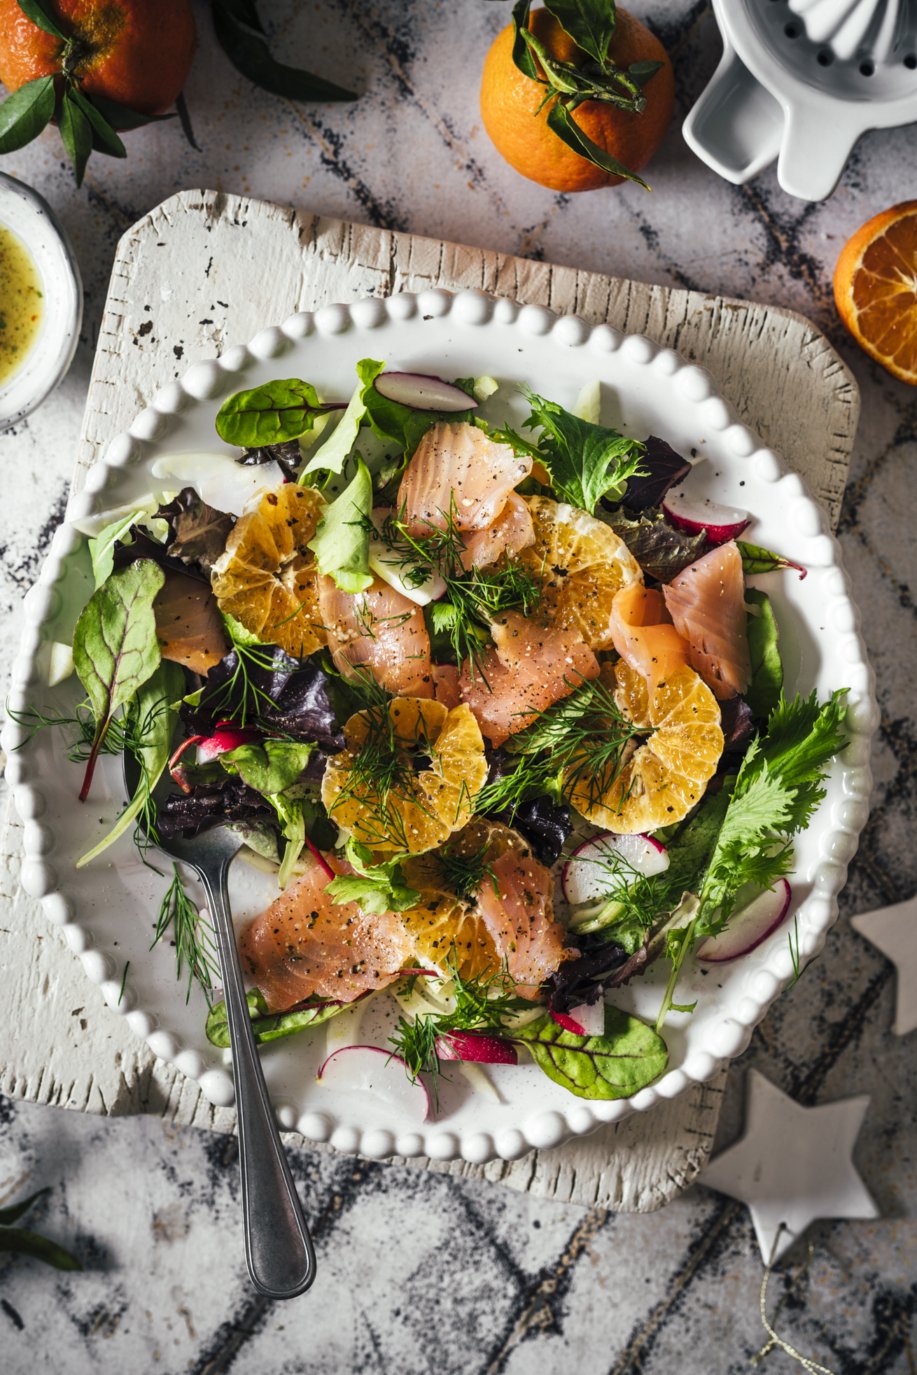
[301,360,385,478]
[220,738,314,794]
[306,457,373,594]
[325,838,420,915]
[361,358,474,455]
[516,1006,668,1099]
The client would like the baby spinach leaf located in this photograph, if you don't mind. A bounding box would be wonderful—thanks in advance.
[76,661,184,868]
[301,361,384,478]
[215,378,332,448]
[206,987,349,1048]
[522,390,647,514]
[516,1006,668,1099]
[72,560,165,800]
[738,540,807,580]
[220,738,314,794]
[326,838,421,915]
[306,458,373,594]
[745,589,783,720]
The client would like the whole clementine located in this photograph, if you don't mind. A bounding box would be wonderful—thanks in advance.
[480,6,674,193]
[0,0,196,115]
[834,200,917,386]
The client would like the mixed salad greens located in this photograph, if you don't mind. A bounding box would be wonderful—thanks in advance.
[13,356,849,1113]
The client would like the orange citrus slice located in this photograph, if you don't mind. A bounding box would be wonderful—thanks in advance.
[321,698,488,854]
[569,661,723,833]
[834,200,917,385]
[517,495,642,650]
[398,889,498,982]
[211,485,327,655]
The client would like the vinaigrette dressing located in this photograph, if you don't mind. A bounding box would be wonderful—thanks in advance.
[0,225,43,384]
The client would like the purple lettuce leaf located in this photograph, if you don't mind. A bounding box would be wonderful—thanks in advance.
[158,779,274,840]
[604,507,708,583]
[159,487,235,574]
[621,436,690,511]
[239,441,303,482]
[182,649,345,752]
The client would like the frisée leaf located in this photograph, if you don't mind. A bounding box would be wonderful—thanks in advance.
[521,389,647,514]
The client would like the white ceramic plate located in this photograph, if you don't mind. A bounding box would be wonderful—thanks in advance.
[3,290,876,1164]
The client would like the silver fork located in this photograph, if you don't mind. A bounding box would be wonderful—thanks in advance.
[125,754,316,1298]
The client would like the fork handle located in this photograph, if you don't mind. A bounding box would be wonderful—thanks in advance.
[199,860,316,1298]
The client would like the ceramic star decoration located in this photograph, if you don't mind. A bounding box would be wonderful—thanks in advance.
[700,1070,879,1263]
[852,895,917,1036]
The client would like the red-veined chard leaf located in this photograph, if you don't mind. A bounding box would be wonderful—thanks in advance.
[516,1006,668,1098]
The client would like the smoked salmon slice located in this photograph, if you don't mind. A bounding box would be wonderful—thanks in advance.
[459,611,599,747]
[319,573,435,698]
[240,858,415,1011]
[398,422,532,535]
[460,492,535,571]
[610,583,689,697]
[663,541,751,700]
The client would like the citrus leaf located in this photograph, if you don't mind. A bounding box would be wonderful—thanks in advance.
[68,87,127,158]
[15,0,68,40]
[508,0,540,79]
[211,1,357,102]
[0,76,56,154]
[546,98,650,189]
[214,0,264,31]
[543,0,616,68]
[0,1187,50,1226]
[89,95,176,131]
[59,89,93,186]
[516,1007,668,1099]
[0,1227,82,1270]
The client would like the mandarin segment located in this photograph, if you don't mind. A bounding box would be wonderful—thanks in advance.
[211,484,327,656]
[518,495,642,650]
[570,661,723,833]
[320,698,488,854]
[397,889,498,982]
[834,200,917,386]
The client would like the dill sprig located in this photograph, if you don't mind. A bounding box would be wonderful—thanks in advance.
[9,700,145,764]
[152,864,219,1006]
[390,956,527,1088]
[567,844,686,946]
[475,675,648,816]
[378,503,542,682]
[206,617,289,726]
[437,837,498,900]
[329,698,437,850]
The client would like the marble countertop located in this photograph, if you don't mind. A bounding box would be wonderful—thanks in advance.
[0,3,915,1372]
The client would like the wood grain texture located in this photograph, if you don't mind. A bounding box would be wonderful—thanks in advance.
[0,189,858,1212]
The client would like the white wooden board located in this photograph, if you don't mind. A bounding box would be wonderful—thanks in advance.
[0,189,858,1211]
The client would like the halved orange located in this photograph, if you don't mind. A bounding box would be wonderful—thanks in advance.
[834,200,917,385]
[569,661,723,833]
[321,698,488,854]
[211,485,327,655]
[517,495,642,650]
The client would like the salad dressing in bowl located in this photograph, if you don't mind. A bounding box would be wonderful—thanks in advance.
[0,225,44,384]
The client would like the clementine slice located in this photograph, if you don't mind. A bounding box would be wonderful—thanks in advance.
[321,698,488,854]
[569,661,723,833]
[211,484,327,656]
[517,495,642,650]
[834,200,917,385]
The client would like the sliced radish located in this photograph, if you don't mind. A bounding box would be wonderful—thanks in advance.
[663,485,750,546]
[316,1045,430,1120]
[374,372,477,413]
[550,1008,586,1034]
[197,722,261,762]
[697,879,792,963]
[569,1000,605,1037]
[436,1030,518,1065]
[562,832,669,908]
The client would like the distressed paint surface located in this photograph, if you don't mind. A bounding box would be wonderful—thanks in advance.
[0,1,914,1370]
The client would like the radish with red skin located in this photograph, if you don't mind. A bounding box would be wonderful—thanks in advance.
[196,722,262,762]
[317,1045,431,1120]
[569,1000,605,1037]
[696,880,793,963]
[562,832,669,908]
[374,372,478,413]
[663,485,750,546]
[436,1030,518,1065]
[550,1008,586,1034]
